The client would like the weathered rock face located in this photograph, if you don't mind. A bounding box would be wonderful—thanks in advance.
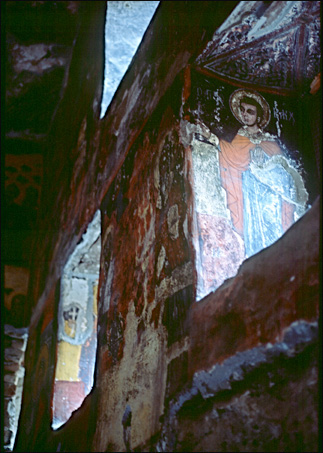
[93,100,195,451]
[3,1,96,360]
[4,1,81,272]
[165,336,318,453]
[150,198,319,453]
[5,1,79,135]
[5,1,320,453]
[6,2,106,452]
[189,197,320,376]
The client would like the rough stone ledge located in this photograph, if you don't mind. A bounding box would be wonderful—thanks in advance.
[152,319,318,452]
[4,325,29,340]
[191,320,318,400]
[166,319,317,418]
[4,348,25,363]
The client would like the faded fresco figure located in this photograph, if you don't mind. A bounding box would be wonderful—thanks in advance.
[191,89,308,300]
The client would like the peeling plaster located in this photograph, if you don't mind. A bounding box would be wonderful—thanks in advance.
[94,300,167,452]
[167,204,180,240]
[157,246,166,279]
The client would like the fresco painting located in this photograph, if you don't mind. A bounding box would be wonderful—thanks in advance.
[190,84,308,300]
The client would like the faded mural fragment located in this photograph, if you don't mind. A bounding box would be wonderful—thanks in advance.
[52,211,101,429]
[188,88,308,300]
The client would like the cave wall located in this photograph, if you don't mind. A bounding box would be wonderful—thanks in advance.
[92,84,196,452]
[3,1,106,451]
[157,197,319,453]
[3,1,320,452]
[10,2,240,451]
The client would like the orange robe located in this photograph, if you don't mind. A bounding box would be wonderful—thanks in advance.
[219,134,294,236]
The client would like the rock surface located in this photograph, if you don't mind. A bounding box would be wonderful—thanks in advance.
[101,1,160,117]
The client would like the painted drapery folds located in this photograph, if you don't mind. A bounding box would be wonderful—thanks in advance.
[189,88,308,300]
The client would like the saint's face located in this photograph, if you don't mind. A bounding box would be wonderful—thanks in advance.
[240,102,258,127]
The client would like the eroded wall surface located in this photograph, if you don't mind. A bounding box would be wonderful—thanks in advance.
[93,98,195,451]
[151,197,319,452]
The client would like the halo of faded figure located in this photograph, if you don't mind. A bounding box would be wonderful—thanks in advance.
[190,89,308,300]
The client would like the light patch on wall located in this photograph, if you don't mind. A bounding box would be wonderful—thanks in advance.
[52,210,101,430]
[100,1,160,118]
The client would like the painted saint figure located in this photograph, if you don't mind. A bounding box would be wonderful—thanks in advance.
[191,89,308,300]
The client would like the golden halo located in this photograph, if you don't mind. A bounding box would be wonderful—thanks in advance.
[229,89,271,128]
